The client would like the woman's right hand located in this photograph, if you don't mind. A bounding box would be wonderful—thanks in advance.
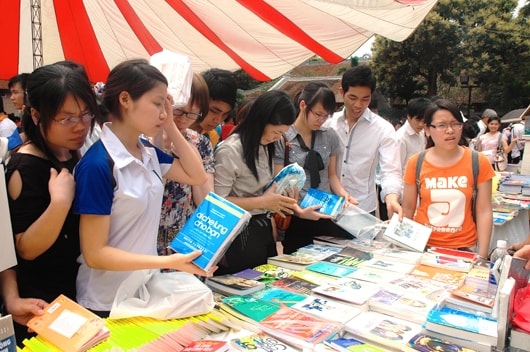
[48,168,75,206]
[296,204,333,221]
[262,183,297,217]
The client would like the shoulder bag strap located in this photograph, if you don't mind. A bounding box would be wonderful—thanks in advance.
[415,151,426,200]
[471,150,479,223]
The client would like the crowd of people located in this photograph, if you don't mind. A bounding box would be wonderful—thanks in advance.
[1,60,530,347]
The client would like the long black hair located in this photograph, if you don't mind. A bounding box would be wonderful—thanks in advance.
[23,64,98,169]
[233,90,296,180]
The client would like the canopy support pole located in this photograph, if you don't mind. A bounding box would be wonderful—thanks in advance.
[31,0,42,70]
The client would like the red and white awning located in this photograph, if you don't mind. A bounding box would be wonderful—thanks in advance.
[1,0,437,82]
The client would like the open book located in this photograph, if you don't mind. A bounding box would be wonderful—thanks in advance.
[383,214,432,252]
[26,294,109,352]
[169,192,251,271]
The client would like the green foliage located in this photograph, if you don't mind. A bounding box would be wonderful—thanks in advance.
[371,0,530,111]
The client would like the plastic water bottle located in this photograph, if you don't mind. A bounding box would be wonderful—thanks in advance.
[489,239,509,284]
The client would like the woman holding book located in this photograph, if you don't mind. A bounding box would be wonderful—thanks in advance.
[273,82,356,254]
[402,99,495,259]
[214,90,298,275]
[74,59,211,316]
[476,114,516,171]
[3,63,98,344]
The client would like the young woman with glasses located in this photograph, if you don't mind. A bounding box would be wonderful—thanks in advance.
[273,82,357,254]
[402,99,495,260]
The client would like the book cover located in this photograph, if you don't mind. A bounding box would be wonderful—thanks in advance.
[418,329,492,352]
[271,276,319,295]
[252,264,293,285]
[297,244,342,256]
[290,269,338,286]
[206,274,265,296]
[181,340,229,352]
[26,294,109,352]
[406,332,478,352]
[258,305,343,350]
[345,311,422,350]
[359,257,416,275]
[220,296,280,323]
[333,204,384,241]
[424,305,498,345]
[264,163,306,195]
[249,287,306,307]
[448,282,496,312]
[368,288,439,324]
[347,267,405,284]
[0,315,16,352]
[419,252,474,272]
[232,268,264,280]
[387,275,448,301]
[292,295,362,324]
[267,253,322,271]
[427,247,478,263]
[320,253,370,270]
[300,188,345,217]
[372,247,424,265]
[312,277,380,305]
[383,214,432,252]
[169,192,251,271]
[306,261,357,278]
[325,337,386,352]
[410,264,466,290]
[231,332,298,352]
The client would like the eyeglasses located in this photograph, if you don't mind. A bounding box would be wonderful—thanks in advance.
[429,122,463,131]
[54,113,94,126]
[310,110,331,122]
[174,108,202,121]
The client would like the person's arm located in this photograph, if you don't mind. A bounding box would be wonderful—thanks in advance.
[514,244,530,270]
[475,180,493,259]
[225,183,296,216]
[502,136,517,153]
[11,168,75,260]
[191,173,214,206]
[79,214,212,276]
[509,234,530,252]
[401,183,418,220]
[161,99,207,186]
[0,269,47,326]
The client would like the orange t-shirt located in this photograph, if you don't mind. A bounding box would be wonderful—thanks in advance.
[404,147,495,249]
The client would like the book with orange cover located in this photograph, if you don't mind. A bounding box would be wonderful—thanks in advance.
[26,294,109,352]
[410,264,466,290]
[258,305,343,350]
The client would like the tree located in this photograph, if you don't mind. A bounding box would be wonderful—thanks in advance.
[371,0,530,111]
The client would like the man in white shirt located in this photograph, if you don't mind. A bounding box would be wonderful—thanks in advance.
[323,66,402,217]
[510,117,525,164]
[395,97,432,174]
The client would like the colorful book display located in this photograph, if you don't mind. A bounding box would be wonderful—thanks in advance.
[169,192,251,271]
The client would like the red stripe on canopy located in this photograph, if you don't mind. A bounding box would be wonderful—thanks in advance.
[115,0,163,55]
[238,0,344,64]
[53,0,109,82]
[0,0,22,79]
[166,0,270,81]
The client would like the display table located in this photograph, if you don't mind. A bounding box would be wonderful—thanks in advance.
[491,209,529,254]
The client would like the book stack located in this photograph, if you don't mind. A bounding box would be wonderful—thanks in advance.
[498,174,530,194]
[206,274,266,296]
[445,265,497,314]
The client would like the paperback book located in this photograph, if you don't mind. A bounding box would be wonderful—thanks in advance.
[424,305,498,346]
[181,340,229,352]
[231,332,298,352]
[296,243,342,256]
[248,287,307,307]
[169,192,251,271]
[405,332,478,352]
[26,294,109,352]
[219,295,280,324]
[359,257,416,275]
[325,336,386,352]
[345,311,422,351]
[383,214,431,252]
[427,247,478,262]
[371,247,423,265]
[264,163,306,195]
[368,288,439,324]
[312,277,380,305]
[419,252,474,272]
[291,295,362,324]
[410,264,466,290]
[258,305,343,350]
[306,261,357,278]
[300,188,345,217]
[446,282,497,314]
[206,274,265,296]
[347,267,405,284]
[0,315,16,352]
[267,253,323,271]
[271,276,319,295]
[387,275,448,301]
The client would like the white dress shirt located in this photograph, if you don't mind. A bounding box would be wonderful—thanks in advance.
[323,108,402,213]
[395,120,426,174]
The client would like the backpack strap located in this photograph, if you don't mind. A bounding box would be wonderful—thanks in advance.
[415,151,426,200]
[471,150,479,222]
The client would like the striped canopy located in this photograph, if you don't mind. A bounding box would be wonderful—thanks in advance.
[1,0,437,82]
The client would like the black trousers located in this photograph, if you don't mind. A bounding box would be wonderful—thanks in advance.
[215,214,277,275]
[282,216,353,254]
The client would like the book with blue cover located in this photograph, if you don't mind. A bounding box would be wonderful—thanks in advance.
[264,163,306,194]
[169,192,251,271]
[425,305,498,345]
[300,188,345,217]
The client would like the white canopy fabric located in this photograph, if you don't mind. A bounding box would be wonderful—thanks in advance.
[2,0,438,83]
